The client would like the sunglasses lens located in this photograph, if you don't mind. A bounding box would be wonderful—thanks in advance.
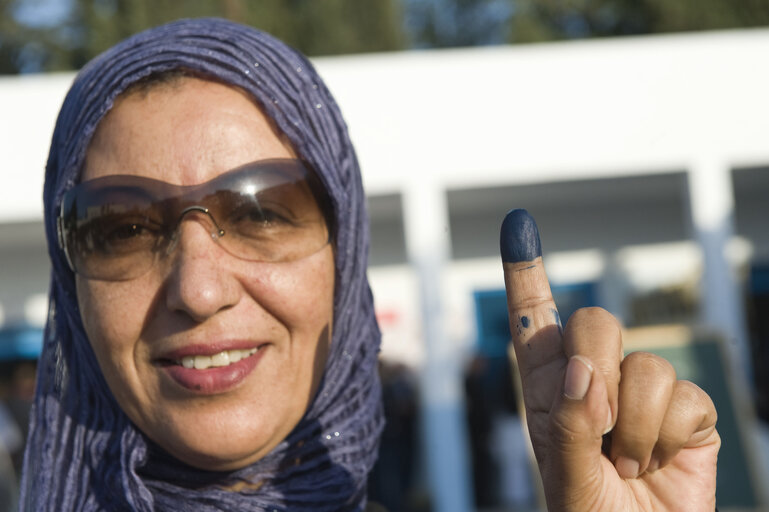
[59,160,332,281]
[61,183,164,280]
[217,180,329,262]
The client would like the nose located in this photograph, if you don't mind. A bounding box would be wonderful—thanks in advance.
[164,215,241,322]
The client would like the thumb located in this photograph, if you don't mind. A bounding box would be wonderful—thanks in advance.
[545,355,611,509]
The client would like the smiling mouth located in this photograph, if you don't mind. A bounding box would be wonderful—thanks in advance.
[168,348,261,370]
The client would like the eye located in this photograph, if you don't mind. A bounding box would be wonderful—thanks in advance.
[82,216,163,255]
[243,206,292,225]
[230,203,297,233]
[110,223,150,240]
[227,189,298,225]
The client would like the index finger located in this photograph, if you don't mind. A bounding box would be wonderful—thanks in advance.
[500,209,564,378]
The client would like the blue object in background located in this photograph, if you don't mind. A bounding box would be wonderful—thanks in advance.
[551,281,598,325]
[473,289,511,359]
[473,281,598,358]
[0,327,43,360]
[749,264,769,295]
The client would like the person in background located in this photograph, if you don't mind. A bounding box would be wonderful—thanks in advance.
[0,399,20,511]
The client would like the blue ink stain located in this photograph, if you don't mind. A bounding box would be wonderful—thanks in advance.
[500,209,542,263]
[521,316,530,328]
[551,308,563,334]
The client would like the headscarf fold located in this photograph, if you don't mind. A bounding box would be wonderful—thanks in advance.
[21,17,383,511]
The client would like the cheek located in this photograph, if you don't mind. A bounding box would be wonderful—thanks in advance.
[75,277,154,361]
[245,249,335,399]
[300,254,335,332]
[250,249,336,333]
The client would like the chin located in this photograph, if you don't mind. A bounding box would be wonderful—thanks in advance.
[175,447,265,472]
[130,401,285,471]
[157,428,276,471]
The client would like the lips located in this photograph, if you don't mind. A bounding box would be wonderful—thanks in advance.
[157,343,267,394]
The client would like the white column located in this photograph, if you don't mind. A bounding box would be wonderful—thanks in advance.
[687,158,752,386]
[401,180,473,512]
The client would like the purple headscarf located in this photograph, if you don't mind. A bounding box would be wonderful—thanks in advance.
[21,18,383,511]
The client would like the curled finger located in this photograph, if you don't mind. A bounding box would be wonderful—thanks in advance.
[611,351,677,478]
[648,379,717,472]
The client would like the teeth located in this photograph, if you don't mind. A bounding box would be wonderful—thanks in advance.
[211,351,230,367]
[193,355,211,370]
[177,348,258,370]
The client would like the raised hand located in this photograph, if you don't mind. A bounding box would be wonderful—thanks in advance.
[500,209,720,512]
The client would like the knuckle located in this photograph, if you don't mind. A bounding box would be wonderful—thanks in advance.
[674,380,717,423]
[513,297,556,310]
[675,379,704,401]
[622,351,676,380]
[564,308,624,360]
[567,307,618,330]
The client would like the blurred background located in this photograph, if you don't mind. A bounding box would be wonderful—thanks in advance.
[2,1,769,511]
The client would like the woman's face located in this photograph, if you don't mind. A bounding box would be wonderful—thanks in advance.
[76,78,335,470]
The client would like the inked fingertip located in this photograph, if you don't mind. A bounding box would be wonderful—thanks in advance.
[500,208,542,263]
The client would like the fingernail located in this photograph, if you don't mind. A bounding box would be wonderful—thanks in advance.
[647,457,660,473]
[615,456,640,479]
[564,355,593,400]
[500,209,542,263]
[603,407,614,435]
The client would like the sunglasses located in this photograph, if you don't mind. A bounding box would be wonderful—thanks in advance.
[57,159,333,281]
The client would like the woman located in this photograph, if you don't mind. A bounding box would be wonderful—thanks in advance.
[24,18,382,511]
[23,17,719,512]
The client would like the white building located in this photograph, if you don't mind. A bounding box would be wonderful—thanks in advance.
[2,28,769,510]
